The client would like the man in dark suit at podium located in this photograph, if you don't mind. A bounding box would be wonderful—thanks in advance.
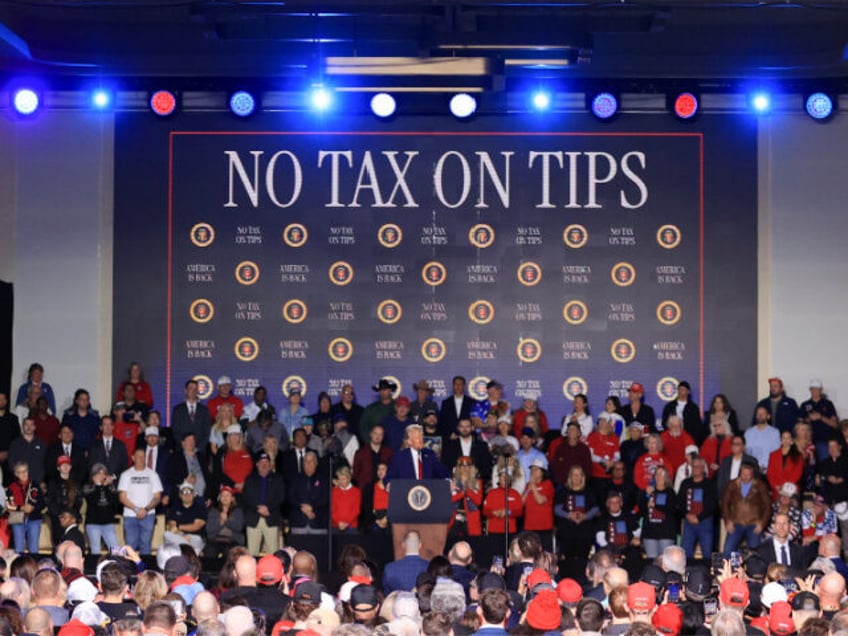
[386,424,449,481]
[440,376,475,439]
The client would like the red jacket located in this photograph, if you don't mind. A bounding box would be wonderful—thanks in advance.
[450,479,484,536]
[660,431,695,474]
[523,480,555,531]
[634,452,669,491]
[700,435,733,470]
[766,449,803,498]
[483,487,523,534]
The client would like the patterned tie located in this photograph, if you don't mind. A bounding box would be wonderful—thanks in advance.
[147,449,154,469]
[417,452,423,480]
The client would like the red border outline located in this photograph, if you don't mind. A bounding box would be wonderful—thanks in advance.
[166,130,705,422]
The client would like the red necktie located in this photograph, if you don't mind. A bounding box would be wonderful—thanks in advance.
[417,453,423,480]
[147,450,154,469]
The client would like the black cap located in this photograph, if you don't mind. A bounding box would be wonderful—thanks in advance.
[744,554,768,580]
[372,378,398,392]
[684,566,711,599]
[477,572,506,592]
[791,591,820,611]
[350,584,379,610]
[255,451,271,462]
[164,555,191,579]
[332,413,348,424]
[678,381,691,391]
[486,380,503,390]
[293,581,322,604]
[640,564,666,592]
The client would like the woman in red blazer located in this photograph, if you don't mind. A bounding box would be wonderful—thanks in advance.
[448,456,484,540]
[766,430,804,499]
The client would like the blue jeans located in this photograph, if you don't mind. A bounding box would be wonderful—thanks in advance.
[724,523,761,555]
[643,538,675,560]
[12,519,41,554]
[87,523,120,553]
[123,515,155,555]
[682,518,714,559]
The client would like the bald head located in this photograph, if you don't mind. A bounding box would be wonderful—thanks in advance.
[62,544,84,570]
[234,555,257,587]
[603,567,629,593]
[403,531,421,555]
[819,533,842,558]
[818,572,846,604]
[449,542,473,566]
[25,607,52,636]
[292,551,318,578]
[191,592,219,623]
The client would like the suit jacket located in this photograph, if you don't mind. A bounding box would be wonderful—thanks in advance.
[441,437,492,481]
[168,450,210,500]
[661,400,706,445]
[386,447,449,482]
[88,437,129,480]
[288,471,329,530]
[382,554,429,594]
[171,402,212,451]
[439,395,475,437]
[757,538,805,571]
[241,470,286,526]
[281,447,309,485]
[45,442,87,485]
[61,525,87,553]
[717,453,758,497]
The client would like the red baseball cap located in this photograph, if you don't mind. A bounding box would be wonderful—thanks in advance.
[396,396,410,407]
[652,603,683,636]
[719,578,750,608]
[57,455,72,467]
[556,578,583,604]
[769,601,795,636]
[526,589,562,631]
[58,620,94,636]
[629,382,645,394]
[527,568,552,591]
[627,582,656,612]
[256,555,283,584]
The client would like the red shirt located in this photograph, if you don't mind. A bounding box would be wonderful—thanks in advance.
[373,483,389,511]
[483,487,523,534]
[660,431,695,474]
[522,480,555,531]
[208,395,244,421]
[34,414,60,445]
[634,452,668,491]
[700,435,733,469]
[114,420,141,460]
[332,485,362,528]
[587,431,621,480]
[223,449,254,492]
[116,381,154,407]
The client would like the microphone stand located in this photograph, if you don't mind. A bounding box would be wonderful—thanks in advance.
[327,451,334,573]
[503,466,510,565]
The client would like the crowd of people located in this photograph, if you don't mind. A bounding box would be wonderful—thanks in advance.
[1,363,848,633]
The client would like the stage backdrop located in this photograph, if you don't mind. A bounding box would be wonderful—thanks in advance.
[114,113,757,426]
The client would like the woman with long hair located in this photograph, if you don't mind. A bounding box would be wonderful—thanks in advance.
[7,462,45,554]
[311,391,334,433]
[700,414,733,477]
[47,455,81,544]
[134,571,168,611]
[794,420,817,492]
[115,362,154,406]
[522,462,555,533]
[554,465,598,560]
[261,435,285,475]
[209,402,237,456]
[767,430,804,497]
[82,463,121,553]
[566,394,593,440]
[706,394,739,435]
[219,427,253,494]
[215,546,251,595]
[604,395,626,440]
[448,456,484,541]
[370,462,390,534]
[205,486,246,558]
[638,465,680,559]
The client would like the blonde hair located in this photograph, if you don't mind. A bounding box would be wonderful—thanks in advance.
[452,462,480,491]
[335,466,352,481]
[133,571,168,610]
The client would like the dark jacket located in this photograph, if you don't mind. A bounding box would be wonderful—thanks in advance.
[753,395,800,434]
[441,436,492,482]
[45,442,87,485]
[661,400,706,445]
[171,402,212,452]
[757,538,806,570]
[621,403,657,433]
[717,453,758,497]
[241,470,286,527]
[288,471,329,530]
[87,437,129,480]
[439,395,475,437]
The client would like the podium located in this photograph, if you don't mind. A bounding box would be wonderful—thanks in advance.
[388,479,452,560]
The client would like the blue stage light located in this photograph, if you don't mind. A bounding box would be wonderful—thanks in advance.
[531,90,552,112]
[92,90,111,110]
[449,93,477,119]
[590,92,618,120]
[806,92,834,121]
[229,91,257,117]
[310,86,333,112]
[370,93,396,118]
[750,92,771,113]
[13,88,40,116]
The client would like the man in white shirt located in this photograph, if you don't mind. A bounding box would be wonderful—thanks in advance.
[118,447,163,556]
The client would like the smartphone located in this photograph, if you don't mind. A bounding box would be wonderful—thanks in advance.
[779,578,799,593]
[493,555,504,569]
[730,551,741,569]
[110,546,126,557]
[523,564,534,577]
[710,552,724,576]
[703,597,718,619]
[668,582,680,603]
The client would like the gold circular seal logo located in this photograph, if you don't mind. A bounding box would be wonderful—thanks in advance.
[517,338,542,363]
[468,224,495,248]
[611,262,636,287]
[328,337,354,363]
[657,225,682,249]
[422,261,447,286]
[517,262,542,287]
[282,223,308,248]
[563,300,588,325]
[193,375,214,401]
[610,338,636,363]
[189,299,215,324]
[377,299,403,325]
[329,261,354,286]
[421,337,447,363]
[235,261,260,286]
[190,223,215,248]
[657,300,682,326]
[469,376,489,401]
[282,299,308,324]
[468,300,495,325]
[282,375,308,398]
[377,223,403,248]
[234,337,260,362]
[657,377,679,401]
[563,224,589,249]
[408,484,432,511]
[562,377,588,400]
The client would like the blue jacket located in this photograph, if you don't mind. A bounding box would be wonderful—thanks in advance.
[382,554,428,594]
[385,447,449,482]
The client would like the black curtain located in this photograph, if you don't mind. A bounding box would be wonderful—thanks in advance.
[0,281,11,398]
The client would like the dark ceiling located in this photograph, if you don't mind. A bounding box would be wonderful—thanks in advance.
[1,0,848,92]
